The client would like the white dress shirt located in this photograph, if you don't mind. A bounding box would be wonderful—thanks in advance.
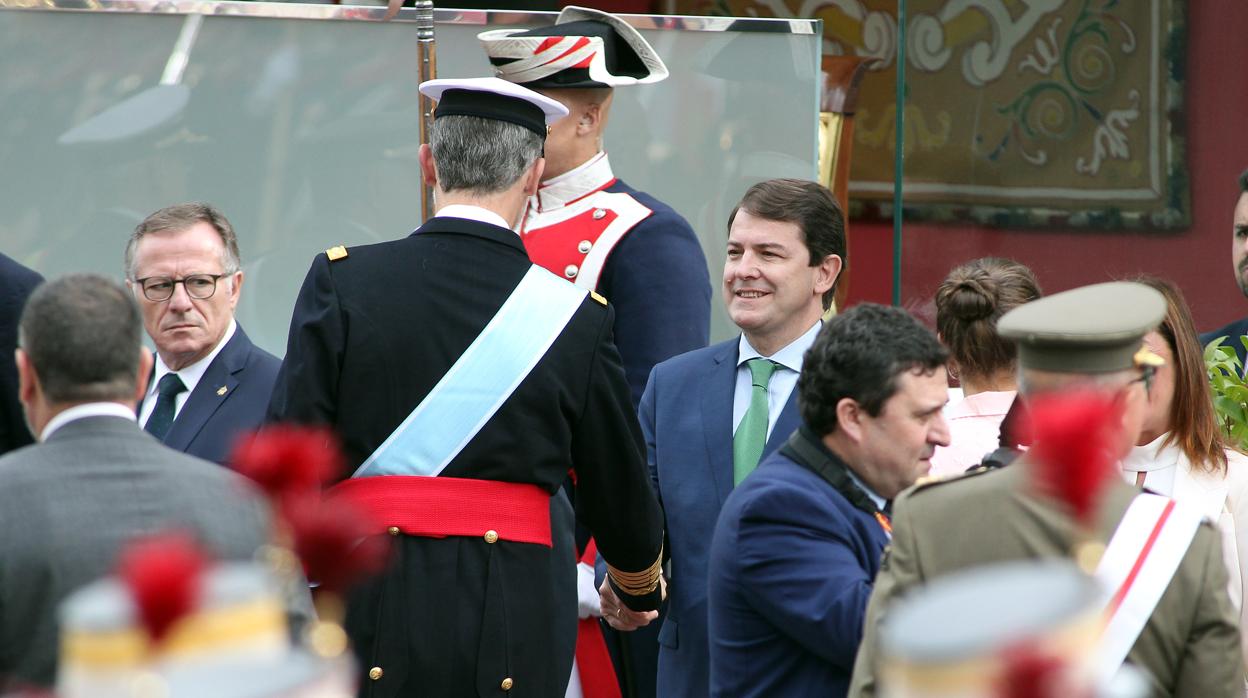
[845,466,887,511]
[731,321,821,439]
[139,318,237,429]
[42,402,137,441]
[436,204,515,233]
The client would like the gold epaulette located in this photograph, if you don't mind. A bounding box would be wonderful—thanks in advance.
[607,545,663,596]
[325,245,349,261]
[590,291,608,306]
[909,465,994,494]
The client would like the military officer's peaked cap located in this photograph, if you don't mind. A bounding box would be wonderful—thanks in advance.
[479,6,668,89]
[997,281,1166,374]
[420,77,569,139]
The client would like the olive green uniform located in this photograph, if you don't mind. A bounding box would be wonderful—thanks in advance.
[850,462,1242,697]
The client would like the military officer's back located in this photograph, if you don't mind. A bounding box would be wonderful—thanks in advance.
[850,282,1243,697]
[268,78,665,697]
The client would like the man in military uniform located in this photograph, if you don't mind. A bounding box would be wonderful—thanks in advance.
[481,11,711,694]
[479,6,711,406]
[267,77,665,698]
[849,281,1243,697]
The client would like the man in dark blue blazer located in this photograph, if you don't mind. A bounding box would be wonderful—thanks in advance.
[0,253,43,456]
[125,204,280,465]
[1199,168,1248,366]
[600,179,844,697]
[707,304,951,698]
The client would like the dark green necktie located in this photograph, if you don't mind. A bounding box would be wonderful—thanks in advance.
[733,358,780,485]
[144,373,186,441]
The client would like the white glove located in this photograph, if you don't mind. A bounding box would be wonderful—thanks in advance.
[576,561,601,619]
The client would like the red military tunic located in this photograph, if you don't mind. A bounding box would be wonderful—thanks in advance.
[521,152,653,292]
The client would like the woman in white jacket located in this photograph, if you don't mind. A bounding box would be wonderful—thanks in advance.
[1124,277,1248,680]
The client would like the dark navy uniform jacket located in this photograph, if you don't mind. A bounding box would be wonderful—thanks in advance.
[597,179,711,406]
[520,155,711,409]
[266,216,665,698]
[708,426,890,698]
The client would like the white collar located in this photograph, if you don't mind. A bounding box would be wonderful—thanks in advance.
[149,318,237,403]
[533,152,615,212]
[1122,432,1182,473]
[844,465,888,511]
[435,204,514,233]
[41,402,137,441]
[737,321,822,372]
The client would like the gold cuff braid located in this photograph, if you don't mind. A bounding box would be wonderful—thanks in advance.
[607,546,663,596]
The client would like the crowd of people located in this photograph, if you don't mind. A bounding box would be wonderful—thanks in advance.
[2,5,1248,698]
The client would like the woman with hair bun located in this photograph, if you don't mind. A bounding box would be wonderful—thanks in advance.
[929,258,1041,477]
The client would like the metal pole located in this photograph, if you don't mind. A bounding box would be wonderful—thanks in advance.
[416,0,437,223]
[891,0,906,306]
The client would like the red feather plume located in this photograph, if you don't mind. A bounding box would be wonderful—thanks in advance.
[995,645,1066,698]
[1026,390,1123,526]
[285,495,389,596]
[229,425,342,508]
[117,531,209,644]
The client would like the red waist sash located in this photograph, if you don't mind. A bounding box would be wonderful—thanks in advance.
[329,475,553,547]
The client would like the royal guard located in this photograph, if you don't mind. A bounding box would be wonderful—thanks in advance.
[480,6,711,406]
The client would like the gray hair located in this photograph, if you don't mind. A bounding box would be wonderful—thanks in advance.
[125,203,241,280]
[429,115,543,195]
[19,274,144,403]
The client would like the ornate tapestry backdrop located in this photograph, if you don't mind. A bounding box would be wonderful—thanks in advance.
[668,0,1189,229]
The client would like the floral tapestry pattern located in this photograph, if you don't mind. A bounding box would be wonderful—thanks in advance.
[668,0,1188,228]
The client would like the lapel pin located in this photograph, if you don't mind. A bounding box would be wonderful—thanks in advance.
[216,385,228,396]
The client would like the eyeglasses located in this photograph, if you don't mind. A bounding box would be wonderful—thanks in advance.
[134,273,232,302]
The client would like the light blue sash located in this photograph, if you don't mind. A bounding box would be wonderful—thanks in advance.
[354,265,587,478]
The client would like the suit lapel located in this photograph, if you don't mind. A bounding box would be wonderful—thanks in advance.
[163,329,249,453]
[765,390,801,457]
[701,340,738,506]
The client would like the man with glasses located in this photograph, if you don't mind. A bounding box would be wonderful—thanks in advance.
[124,203,280,465]
[850,281,1242,697]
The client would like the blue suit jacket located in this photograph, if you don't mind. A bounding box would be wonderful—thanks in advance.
[707,432,890,698]
[1201,317,1248,368]
[0,253,43,456]
[641,337,800,698]
[144,325,281,465]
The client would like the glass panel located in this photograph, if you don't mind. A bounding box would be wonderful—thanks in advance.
[0,3,821,352]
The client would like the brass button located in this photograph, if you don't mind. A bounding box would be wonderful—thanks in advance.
[369,667,384,681]
[592,209,606,220]
[577,240,592,254]
[564,264,579,278]
[501,677,514,691]
[387,526,400,536]
[484,530,499,544]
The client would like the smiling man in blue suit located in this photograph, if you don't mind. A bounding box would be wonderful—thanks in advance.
[598,179,843,697]
[125,204,280,465]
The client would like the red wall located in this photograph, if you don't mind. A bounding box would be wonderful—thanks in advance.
[845,1,1248,333]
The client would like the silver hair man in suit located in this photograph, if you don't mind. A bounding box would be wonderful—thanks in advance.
[0,274,276,692]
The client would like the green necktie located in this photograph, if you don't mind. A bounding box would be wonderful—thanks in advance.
[733,358,780,485]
